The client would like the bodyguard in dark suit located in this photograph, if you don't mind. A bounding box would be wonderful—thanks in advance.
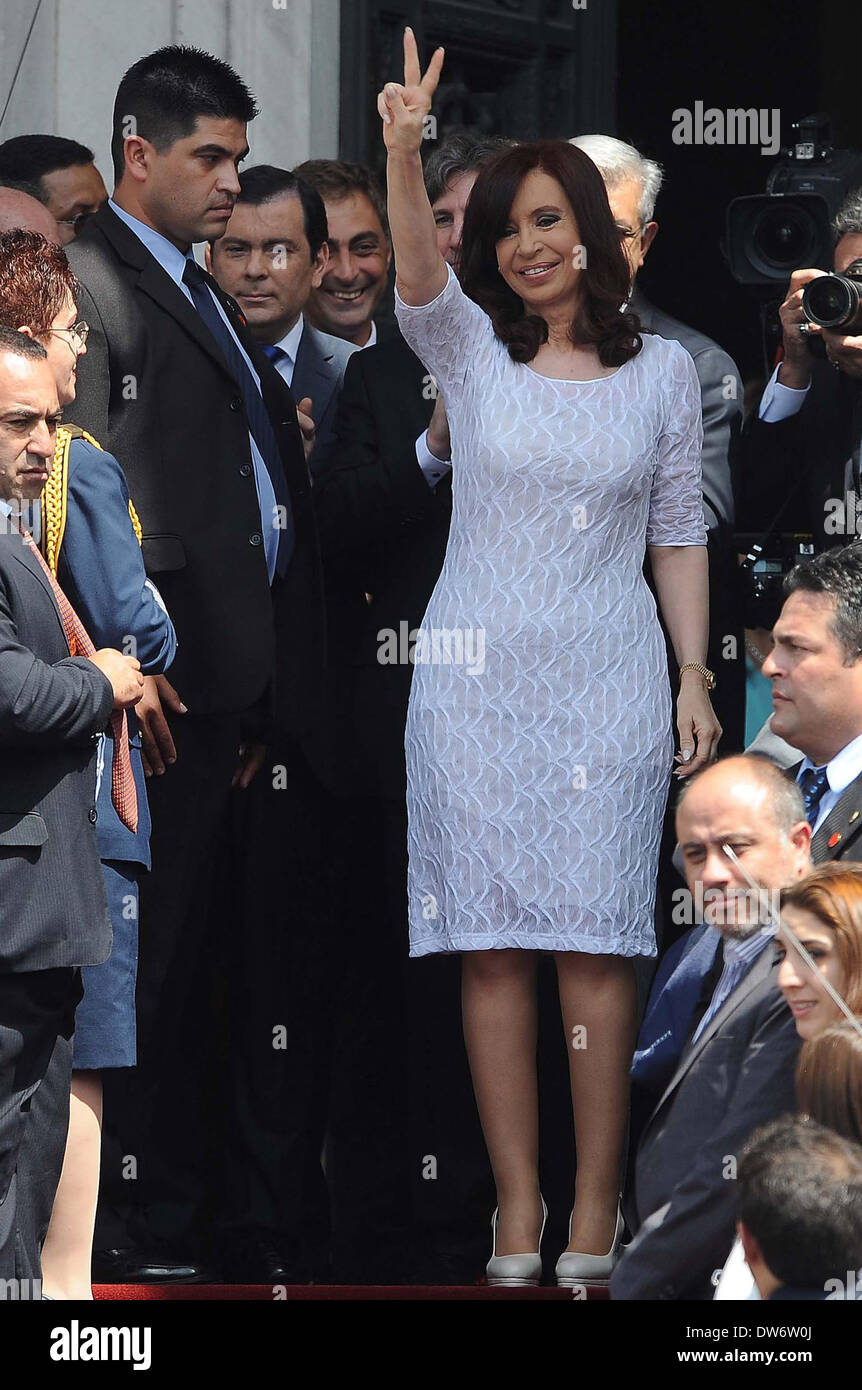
[0,329,142,1280]
[65,47,323,1273]
[613,755,810,1300]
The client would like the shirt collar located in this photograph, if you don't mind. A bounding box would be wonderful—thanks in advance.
[272,314,305,365]
[722,924,775,966]
[360,320,378,350]
[798,731,862,797]
[108,197,193,288]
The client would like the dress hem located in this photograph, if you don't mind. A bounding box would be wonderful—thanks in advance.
[409,935,658,959]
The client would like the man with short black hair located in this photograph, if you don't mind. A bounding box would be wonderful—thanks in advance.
[738,1115,862,1300]
[0,135,106,244]
[66,44,324,1280]
[207,164,356,469]
[762,543,862,862]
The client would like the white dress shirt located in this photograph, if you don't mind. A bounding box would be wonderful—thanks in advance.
[108,199,279,583]
[797,731,862,834]
[758,362,810,423]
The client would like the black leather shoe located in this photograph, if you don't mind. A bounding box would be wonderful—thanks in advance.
[93,1247,214,1284]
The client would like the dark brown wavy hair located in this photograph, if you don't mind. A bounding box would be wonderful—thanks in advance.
[459,140,641,368]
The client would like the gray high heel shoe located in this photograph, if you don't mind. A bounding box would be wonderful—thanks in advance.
[555,1201,624,1286]
[486,1196,548,1287]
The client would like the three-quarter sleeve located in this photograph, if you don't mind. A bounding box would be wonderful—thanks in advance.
[646,343,708,547]
[394,264,496,399]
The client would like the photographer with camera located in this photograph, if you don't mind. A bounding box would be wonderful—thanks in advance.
[739,189,862,552]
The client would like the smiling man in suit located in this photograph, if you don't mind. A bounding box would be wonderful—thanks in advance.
[612,755,810,1301]
[207,165,356,474]
[65,45,324,1279]
[762,544,862,862]
[0,327,143,1282]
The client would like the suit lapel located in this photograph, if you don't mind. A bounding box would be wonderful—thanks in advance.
[8,538,68,647]
[648,943,776,1121]
[96,205,242,382]
[292,326,338,423]
[811,770,862,859]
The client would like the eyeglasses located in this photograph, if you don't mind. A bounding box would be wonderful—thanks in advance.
[615,222,645,241]
[44,321,89,348]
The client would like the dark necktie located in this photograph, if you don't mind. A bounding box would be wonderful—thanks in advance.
[260,344,287,365]
[181,259,294,576]
[798,764,830,827]
[18,526,138,832]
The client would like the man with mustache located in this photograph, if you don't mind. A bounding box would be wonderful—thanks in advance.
[66,44,324,1282]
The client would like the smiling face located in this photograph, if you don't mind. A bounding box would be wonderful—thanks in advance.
[0,352,61,502]
[762,590,862,766]
[676,764,811,935]
[495,168,586,319]
[208,193,328,343]
[304,191,390,346]
[120,115,248,249]
[777,905,848,1041]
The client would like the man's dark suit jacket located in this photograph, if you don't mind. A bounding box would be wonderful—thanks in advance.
[313,333,451,797]
[291,322,357,475]
[737,359,862,550]
[0,527,113,972]
[792,761,862,864]
[611,945,801,1301]
[66,204,324,736]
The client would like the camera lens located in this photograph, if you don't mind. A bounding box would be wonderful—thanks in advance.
[747,204,821,276]
[803,275,857,328]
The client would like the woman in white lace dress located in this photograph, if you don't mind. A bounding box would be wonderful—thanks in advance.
[379,31,721,1283]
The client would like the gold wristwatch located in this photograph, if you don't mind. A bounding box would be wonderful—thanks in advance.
[679,662,716,690]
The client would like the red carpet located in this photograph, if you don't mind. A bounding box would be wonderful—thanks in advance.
[93,1283,609,1300]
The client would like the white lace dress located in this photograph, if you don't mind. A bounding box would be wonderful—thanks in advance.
[395,267,706,958]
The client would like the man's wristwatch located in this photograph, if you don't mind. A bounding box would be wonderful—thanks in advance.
[679,662,716,690]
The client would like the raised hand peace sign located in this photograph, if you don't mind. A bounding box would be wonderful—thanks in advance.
[377,26,444,154]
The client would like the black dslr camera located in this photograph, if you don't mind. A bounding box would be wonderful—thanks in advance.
[802,258,862,331]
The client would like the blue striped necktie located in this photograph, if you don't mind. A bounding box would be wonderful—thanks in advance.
[798,765,830,827]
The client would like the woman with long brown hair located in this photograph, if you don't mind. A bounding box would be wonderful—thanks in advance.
[379,32,719,1284]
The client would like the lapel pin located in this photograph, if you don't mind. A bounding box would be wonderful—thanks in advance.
[850,811,860,824]
[829,832,842,848]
